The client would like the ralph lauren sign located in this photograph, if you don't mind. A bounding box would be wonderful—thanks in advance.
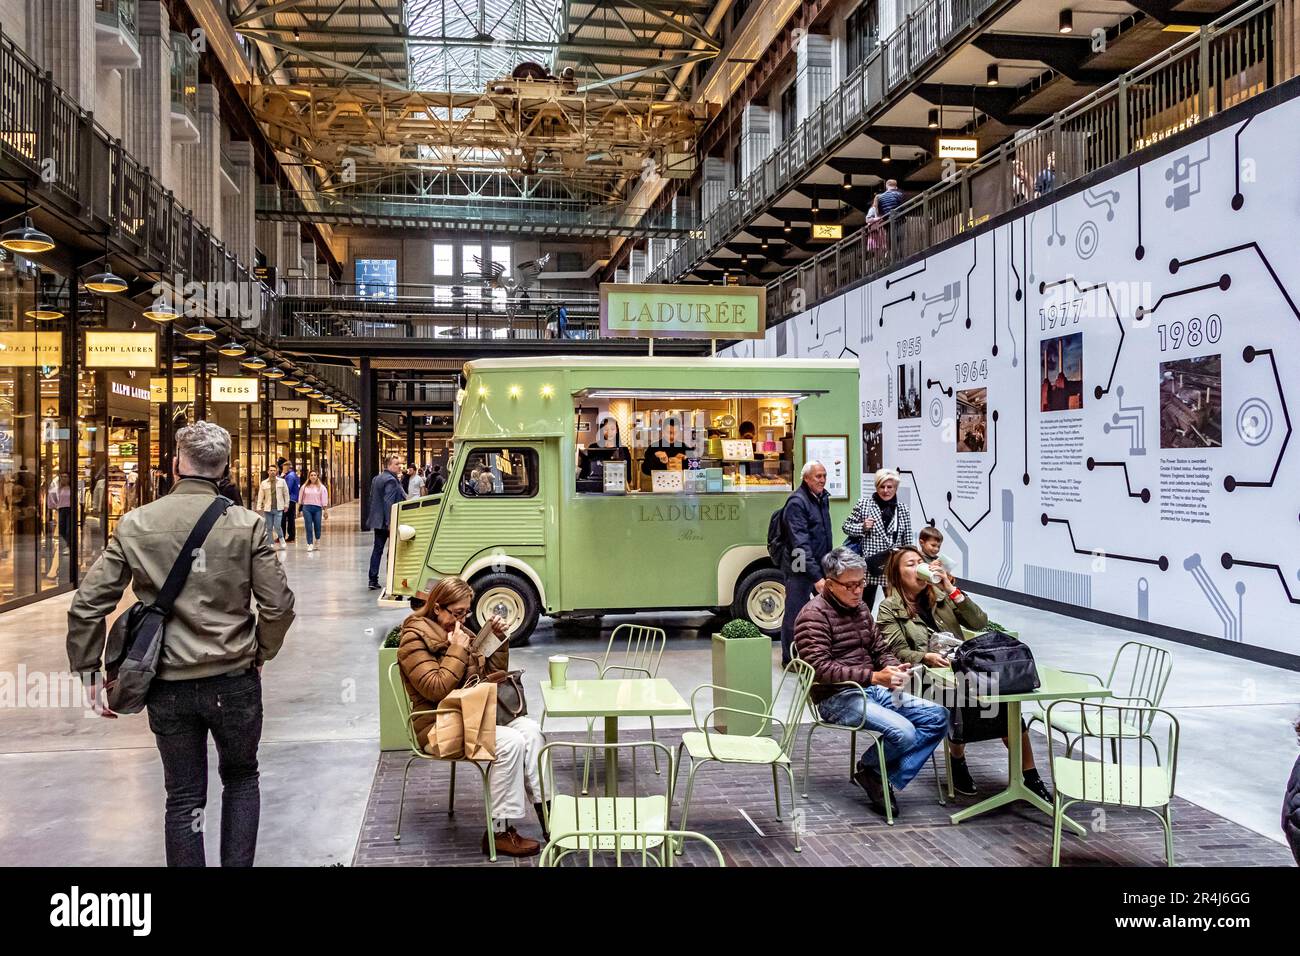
[84,331,157,368]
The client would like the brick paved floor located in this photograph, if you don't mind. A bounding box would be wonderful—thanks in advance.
[352,729,1294,867]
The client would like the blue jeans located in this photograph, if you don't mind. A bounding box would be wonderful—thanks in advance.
[147,669,263,866]
[262,510,283,543]
[301,504,323,544]
[817,685,949,790]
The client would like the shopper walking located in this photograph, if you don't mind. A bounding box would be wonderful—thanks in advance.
[407,465,425,498]
[255,465,289,550]
[365,454,406,590]
[66,421,295,866]
[299,469,329,552]
[282,461,300,543]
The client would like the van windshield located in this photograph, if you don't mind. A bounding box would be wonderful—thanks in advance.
[573,393,794,495]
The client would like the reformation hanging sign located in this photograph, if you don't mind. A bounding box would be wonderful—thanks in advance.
[84,331,157,368]
[600,283,765,340]
[211,376,259,403]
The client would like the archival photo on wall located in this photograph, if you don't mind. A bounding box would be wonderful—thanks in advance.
[957,388,987,452]
[1040,332,1083,412]
[897,361,922,419]
[1160,354,1222,448]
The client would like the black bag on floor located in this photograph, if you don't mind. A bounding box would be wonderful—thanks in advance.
[950,631,1040,696]
[103,496,232,714]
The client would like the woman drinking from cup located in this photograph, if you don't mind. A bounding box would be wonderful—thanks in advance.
[397,576,546,857]
[875,545,1051,803]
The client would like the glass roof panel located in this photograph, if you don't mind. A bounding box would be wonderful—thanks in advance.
[405,0,562,93]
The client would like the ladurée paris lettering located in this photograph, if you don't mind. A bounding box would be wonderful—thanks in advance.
[638,503,740,522]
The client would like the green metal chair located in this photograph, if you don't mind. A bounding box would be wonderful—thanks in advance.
[537,738,675,866]
[1046,699,1180,866]
[540,623,669,787]
[540,830,725,867]
[1027,641,1173,762]
[386,661,497,861]
[673,658,815,854]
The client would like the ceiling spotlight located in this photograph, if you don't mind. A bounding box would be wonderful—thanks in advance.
[811,199,820,216]
[85,270,128,294]
[760,238,769,249]
[1059,9,1073,34]
[881,144,892,163]
[183,324,217,342]
[0,217,54,255]
[740,254,748,264]
[783,220,791,233]
[987,63,1000,86]
[218,340,246,357]
[143,299,179,322]
[842,173,852,190]
[928,108,939,129]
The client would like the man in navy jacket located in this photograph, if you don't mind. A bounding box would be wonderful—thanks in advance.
[365,454,406,590]
[779,460,833,666]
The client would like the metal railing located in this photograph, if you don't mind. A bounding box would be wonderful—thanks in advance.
[760,0,1295,326]
[257,187,698,237]
[647,0,1004,284]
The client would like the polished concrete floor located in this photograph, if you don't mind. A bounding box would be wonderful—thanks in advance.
[0,501,1295,865]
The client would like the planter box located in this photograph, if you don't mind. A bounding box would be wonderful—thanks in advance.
[710,633,773,736]
[378,645,406,752]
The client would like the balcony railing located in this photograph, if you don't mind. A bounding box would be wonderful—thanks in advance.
[648,0,1004,284]
[258,187,698,238]
[761,0,1296,327]
[95,0,138,35]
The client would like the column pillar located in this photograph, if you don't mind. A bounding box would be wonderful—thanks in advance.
[700,157,730,219]
[740,105,772,179]
[796,33,834,123]
[359,357,376,520]
[127,1,172,188]
[27,0,96,106]
[223,141,256,266]
[182,83,221,239]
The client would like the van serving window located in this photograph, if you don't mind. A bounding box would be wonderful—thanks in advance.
[573,392,796,495]
[460,448,538,498]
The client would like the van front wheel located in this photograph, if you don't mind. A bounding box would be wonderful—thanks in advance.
[470,572,540,647]
[732,568,786,637]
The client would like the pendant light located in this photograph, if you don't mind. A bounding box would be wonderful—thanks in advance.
[928,108,939,129]
[25,304,63,320]
[881,144,892,163]
[1059,10,1074,34]
[281,373,301,387]
[986,63,1000,86]
[183,324,217,342]
[262,366,286,380]
[86,231,128,293]
[143,298,179,322]
[1,184,54,254]
[240,354,267,371]
[218,340,246,357]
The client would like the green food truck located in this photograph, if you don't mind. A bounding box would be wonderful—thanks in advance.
[381,356,860,643]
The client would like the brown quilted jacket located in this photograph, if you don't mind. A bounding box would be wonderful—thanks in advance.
[794,592,900,703]
[396,614,509,749]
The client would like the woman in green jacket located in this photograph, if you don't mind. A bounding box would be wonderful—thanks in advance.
[875,545,1050,802]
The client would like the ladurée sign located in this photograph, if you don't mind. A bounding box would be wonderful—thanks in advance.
[600,283,765,340]
[84,331,157,369]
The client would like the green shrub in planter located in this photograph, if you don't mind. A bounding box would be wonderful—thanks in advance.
[720,618,764,641]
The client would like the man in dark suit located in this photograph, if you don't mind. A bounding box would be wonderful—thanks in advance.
[365,454,406,591]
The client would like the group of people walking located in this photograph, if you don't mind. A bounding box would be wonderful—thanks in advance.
[255,460,331,552]
[776,463,1051,816]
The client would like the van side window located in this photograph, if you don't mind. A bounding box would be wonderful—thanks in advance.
[459,448,539,498]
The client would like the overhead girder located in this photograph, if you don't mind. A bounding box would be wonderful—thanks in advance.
[912,84,1050,128]
[971,33,1118,86]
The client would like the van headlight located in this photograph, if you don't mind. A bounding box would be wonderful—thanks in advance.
[398,524,417,541]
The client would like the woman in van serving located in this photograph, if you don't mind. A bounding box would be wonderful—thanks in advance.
[579,414,633,479]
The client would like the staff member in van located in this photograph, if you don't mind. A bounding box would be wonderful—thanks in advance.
[579,415,633,479]
[640,416,693,477]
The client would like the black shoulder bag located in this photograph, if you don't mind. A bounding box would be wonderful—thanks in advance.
[104,497,232,714]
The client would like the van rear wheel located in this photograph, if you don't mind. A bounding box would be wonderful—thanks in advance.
[469,572,540,647]
[732,568,785,637]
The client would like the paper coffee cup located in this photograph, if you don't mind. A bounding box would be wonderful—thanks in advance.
[548,655,569,689]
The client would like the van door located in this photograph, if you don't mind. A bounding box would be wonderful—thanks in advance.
[429,443,548,578]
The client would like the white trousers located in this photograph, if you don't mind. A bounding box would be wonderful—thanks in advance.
[490,716,545,822]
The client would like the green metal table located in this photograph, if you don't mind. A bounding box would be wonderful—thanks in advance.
[930,666,1112,834]
[540,678,691,796]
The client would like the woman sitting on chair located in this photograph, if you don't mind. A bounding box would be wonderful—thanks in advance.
[875,546,1051,804]
[397,576,546,858]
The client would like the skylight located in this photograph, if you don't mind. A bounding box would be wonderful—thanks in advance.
[404,0,563,93]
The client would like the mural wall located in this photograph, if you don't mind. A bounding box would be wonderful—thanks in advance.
[725,88,1300,659]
